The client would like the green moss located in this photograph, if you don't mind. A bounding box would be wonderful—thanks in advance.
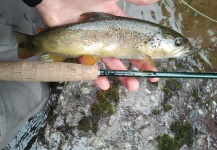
[77,116,91,132]
[91,121,99,134]
[100,80,119,105]
[163,79,182,103]
[77,116,99,134]
[152,109,161,115]
[47,114,58,126]
[192,88,199,98]
[157,134,175,150]
[174,59,183,68]
[155,62,161,67]
[91,83,119,116]
[56,124,74,135]
[77,80,119,134]
[91,97,114,115]
[163,79,182,92]
[157,119,194,150]
[170,120,194,148]
[162,86,169,93]
[163,104,173,112]
[162,68,168,72]
[37,127,46,144]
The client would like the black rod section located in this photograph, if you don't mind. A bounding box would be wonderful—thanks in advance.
[99,70,217,79]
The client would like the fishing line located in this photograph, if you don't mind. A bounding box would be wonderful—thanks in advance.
[185,24,209,35]
[180,0,217,23]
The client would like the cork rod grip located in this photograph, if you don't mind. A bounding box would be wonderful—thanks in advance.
[0,61,98,82]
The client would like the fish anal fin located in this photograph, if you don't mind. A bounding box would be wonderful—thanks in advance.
[139,52,156,68]
[79,55,99,65]
[40,53,67,62]
[78,12,116,22]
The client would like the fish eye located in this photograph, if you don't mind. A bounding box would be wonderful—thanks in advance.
[174,37,183,47]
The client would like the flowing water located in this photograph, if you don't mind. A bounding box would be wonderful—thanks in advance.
[5,0,217,149]
[120,0,217,71]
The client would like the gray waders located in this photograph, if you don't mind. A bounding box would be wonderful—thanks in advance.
[0,0,49,149]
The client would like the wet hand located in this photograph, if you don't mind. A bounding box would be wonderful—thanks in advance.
[36,0,160,91]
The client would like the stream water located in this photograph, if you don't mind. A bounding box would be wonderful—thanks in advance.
[5,0,217,149]
[121,0,217,71]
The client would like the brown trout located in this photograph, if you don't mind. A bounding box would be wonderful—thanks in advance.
[16,12,191,66]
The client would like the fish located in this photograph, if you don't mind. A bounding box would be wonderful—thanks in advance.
[15,12,191,66]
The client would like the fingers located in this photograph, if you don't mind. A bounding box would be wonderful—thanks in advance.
[126,0,160,5]
[94,58,159,91]
[129,59,159,82]
[94,76,110,90]
[109,5,130,17]
[79,56,139,91]
[101,58,140,91]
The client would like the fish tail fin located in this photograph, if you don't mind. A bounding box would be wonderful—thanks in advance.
[18,47,36,59]
[14,32,29,45]
[14,32,35,59]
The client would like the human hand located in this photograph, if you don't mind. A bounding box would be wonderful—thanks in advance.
[36,0,159,91]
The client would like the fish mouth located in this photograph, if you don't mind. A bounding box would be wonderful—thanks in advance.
[171,47,191,57]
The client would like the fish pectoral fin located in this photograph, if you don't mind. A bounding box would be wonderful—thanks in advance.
[139,52,156,68]
[79,55,99,65]
[40,53,67,62]
[78,12,117,22]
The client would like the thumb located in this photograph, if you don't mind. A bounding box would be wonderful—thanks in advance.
[110,5,130,17]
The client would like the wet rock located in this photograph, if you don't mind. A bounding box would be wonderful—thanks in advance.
[35,1,217,150]
[36,57,217,150]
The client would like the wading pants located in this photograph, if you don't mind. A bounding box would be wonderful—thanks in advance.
[0,0,49,149]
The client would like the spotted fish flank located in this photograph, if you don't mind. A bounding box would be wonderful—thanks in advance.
[15,12,191,66]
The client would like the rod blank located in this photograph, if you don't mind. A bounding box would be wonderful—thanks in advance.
[99,70,217,79]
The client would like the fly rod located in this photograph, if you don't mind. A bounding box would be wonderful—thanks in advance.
[0,61,217,82]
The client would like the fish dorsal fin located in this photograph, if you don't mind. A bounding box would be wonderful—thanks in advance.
[78,12,117,22]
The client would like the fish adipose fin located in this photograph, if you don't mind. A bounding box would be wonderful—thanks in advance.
[139,52,156,68]
[40,53,67,62]
[79,55,99,65]
[78,12,117,22]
